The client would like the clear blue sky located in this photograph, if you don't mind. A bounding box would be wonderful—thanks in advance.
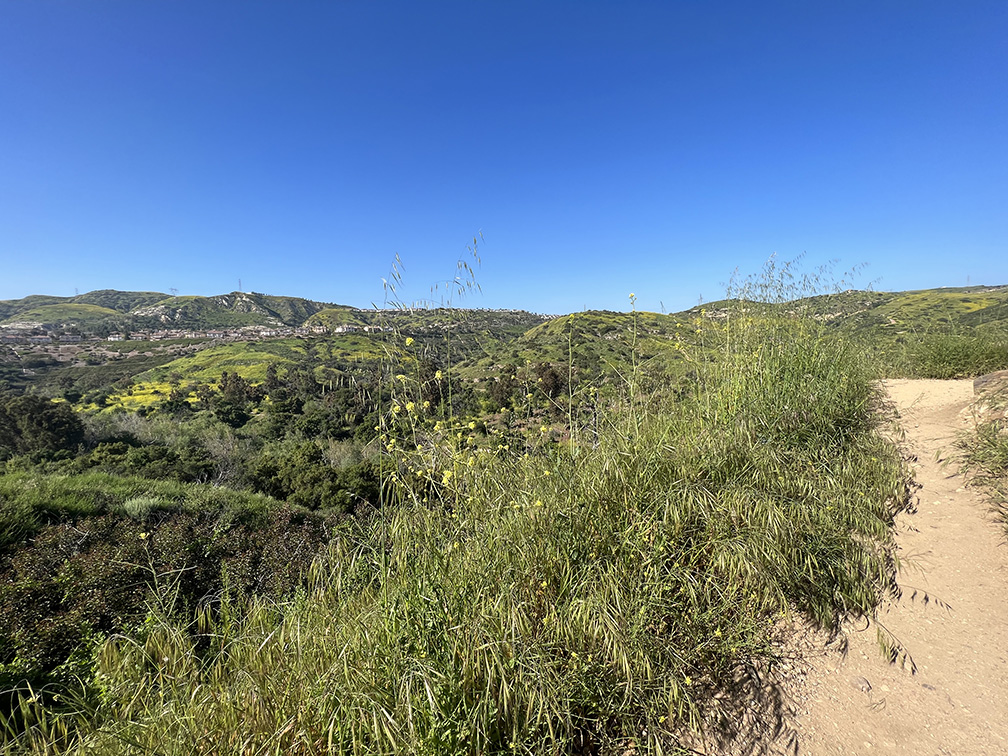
[2,1,1005,314]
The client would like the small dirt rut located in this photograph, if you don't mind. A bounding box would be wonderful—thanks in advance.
[789,379,1008,754]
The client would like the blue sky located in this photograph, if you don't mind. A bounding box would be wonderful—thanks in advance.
[1,1,1005,314]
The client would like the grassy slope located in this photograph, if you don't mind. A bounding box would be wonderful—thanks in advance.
[133,340,307,383]
[2,304,121,326]
[71,291,168,312]
[0,296,66,322]
[303,307,371,329]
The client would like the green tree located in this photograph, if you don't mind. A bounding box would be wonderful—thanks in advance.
[0,394,85,459]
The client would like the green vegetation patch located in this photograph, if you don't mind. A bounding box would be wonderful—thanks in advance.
[1,303,120,326]
[136,341,304,383]
[0,471,337,702]
[0,470,279,543]
[92,381,193,413]
[303,307,369,329]
[959,376,1008,535]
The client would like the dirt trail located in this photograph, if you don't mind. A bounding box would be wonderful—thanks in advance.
[790,379,1008,755]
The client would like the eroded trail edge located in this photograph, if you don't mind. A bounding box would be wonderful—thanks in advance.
[790,379,1008,755]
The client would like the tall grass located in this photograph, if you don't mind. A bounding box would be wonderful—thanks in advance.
[959,384,1008,535]
[898,331,1008,379]
[2,267,909,755]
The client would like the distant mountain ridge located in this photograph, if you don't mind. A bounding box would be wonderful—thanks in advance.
[0,290,336,331]
[0,289,552,334]
[688,284,1008,333]
[2,284,1007,336]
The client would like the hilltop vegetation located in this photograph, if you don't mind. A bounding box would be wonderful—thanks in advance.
[1,272,1007,754]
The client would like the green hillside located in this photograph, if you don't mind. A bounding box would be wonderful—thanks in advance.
[1,289,335,330]
[303,307,371,329]
[133,340,307,383]
[4,283,1008,403]
[0,294,67,321]
[130,292,328,328]
[6,303,122,327]
[72,290,168,312]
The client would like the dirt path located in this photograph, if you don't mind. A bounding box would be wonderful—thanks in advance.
[789,379,1008,755]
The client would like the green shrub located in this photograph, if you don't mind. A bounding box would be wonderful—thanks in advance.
[122,495,176,522]
[0,504,339,708]
[904,332,1008,379]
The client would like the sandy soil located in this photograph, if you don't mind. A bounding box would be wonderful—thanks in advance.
[788,379,1008,755]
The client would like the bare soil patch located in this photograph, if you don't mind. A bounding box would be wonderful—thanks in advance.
[788,379,1008,754]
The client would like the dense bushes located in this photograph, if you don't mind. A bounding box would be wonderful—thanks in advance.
[250,442,380,511]
[0,482,343,698]
[0,395,84,461]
